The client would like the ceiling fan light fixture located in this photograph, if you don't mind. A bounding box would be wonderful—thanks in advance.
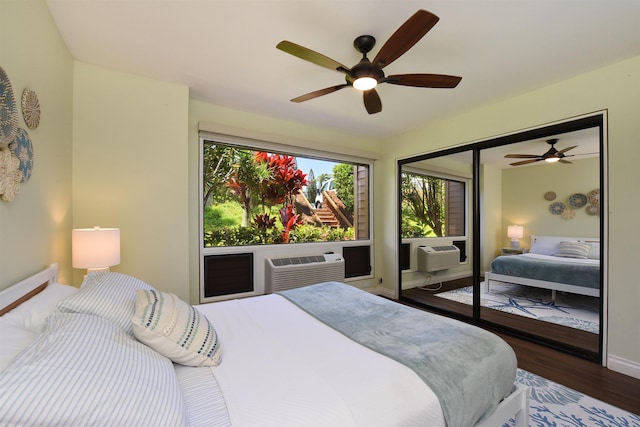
[353,76,378,91]
[545,156,560,163]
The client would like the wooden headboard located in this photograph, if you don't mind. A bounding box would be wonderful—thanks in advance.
[0,263,59,316]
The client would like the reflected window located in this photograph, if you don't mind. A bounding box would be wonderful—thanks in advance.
[401,171,466,238]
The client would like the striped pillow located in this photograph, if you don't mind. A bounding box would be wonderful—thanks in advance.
[132,289,222,367]
[57,272,153,335]
[554,241,592,259]
[0,312,188,426]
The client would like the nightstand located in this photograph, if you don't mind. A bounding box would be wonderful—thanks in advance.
[501,247,527,256]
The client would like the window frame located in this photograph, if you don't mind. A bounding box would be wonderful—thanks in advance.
[198,132,375,303]
[400,165,470,239]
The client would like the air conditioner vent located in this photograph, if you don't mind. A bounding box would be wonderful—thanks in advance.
[270,255,326,266]
[429,245,458,252]
[417,245,460,272]
[265,254,345,293]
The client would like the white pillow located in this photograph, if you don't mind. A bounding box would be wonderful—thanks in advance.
[529,238,561,256]
[554,241,592,259]
[2,283,78,333]
[57,272,153,335]
[581,240,601,260]
[0,319,37,372]
[132,289,222,367]
[0,312,188,426]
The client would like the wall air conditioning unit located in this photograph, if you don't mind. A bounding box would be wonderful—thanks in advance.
[265,253,345,293]
[417,246,460,273]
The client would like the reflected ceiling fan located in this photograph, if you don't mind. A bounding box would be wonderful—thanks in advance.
[505,139,577,166]
[276,9,462,115]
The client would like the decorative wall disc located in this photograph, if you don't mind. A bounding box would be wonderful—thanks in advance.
[544,191,556,201]
[21,88,40,129]
[568,193,588,208]
[586,204,600,216]
[0,67,19,147]
[9,128,33,182]
[549,201,565,215]
[0,147,22,202]
[587,189,600,206]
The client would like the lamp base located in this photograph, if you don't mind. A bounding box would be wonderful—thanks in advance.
[510,239,520,249]
[83,266,110,279]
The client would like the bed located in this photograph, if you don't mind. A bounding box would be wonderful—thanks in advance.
[485,235,600,299]
[0,263,528,427]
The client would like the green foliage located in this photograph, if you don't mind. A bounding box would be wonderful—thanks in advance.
[401,172,445,237]
[202,143,237,206]
[203,144,359,247]
[333,163,354,211]
[204,202,242,230]
[203,220,355,247]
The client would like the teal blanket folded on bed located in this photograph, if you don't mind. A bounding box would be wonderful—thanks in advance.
[278,282,517,427]
[491,255,600,289]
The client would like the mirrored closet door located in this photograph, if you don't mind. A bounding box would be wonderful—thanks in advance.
[398,113,605,361]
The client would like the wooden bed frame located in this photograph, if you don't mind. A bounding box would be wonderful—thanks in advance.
[486,235,600,300]
[0,263,528,427]
[0,263,58,316]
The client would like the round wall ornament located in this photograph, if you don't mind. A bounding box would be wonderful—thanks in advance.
[0,147,22,202]
[544,191,556,201]
[21,88,40,129]
[9,128,33,182]
[587,189,600,206]
[0,67,19,147]
[568,193,588,208]
[549,202,565,215]
[586,204,600,216]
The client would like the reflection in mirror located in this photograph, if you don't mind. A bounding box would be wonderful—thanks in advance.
[400,151,475,318]
[479,128,601,357]
[398,114,604,362]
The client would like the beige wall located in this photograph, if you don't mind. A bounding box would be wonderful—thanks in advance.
[500,156,600,248]
[379,56,640,369]
[0,0,73,288]
[72,63,191,299]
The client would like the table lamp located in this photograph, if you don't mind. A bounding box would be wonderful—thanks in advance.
[72,226,120,274]
[507,225,524,249]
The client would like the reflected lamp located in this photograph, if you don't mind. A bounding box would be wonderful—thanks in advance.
[72,226,121,274]
[507,225,524,249]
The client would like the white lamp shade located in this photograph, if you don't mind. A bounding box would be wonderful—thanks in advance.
[72,227,120,269]
[507,225,524,239]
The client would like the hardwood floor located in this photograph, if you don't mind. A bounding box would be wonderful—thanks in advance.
[396,291,640,415]
[497,331,640,415]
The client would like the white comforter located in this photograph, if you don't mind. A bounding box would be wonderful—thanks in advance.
[196,294,446,427]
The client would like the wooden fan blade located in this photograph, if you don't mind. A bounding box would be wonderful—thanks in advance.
[363,89,382,114]
[557,145,577,155]
[372,10,439,69]
[559,159,572,164]
[291,84,349,103]
[510,159,541,166]
[386,74,461,88]
[505,154,540,159]
[277,41,350,73]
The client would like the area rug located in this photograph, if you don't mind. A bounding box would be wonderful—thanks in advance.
[435,282,599,333]
[510,369,640,427]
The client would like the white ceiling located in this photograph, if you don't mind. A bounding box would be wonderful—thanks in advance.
[45,0,640,139]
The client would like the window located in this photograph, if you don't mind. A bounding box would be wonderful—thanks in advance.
[401,171,466,238]
[202,140,370,247]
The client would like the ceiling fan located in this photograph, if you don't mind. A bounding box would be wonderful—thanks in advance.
[505,139,577,166]
[276,9,462,115]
